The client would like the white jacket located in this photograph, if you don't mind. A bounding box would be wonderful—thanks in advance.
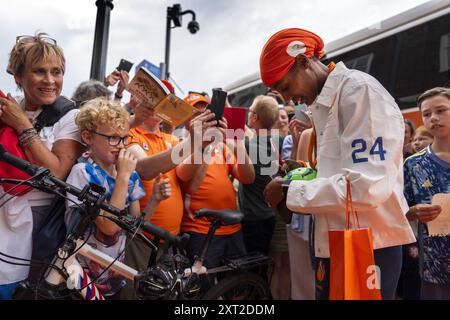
[0,187,33,284]
[286,62,415,258]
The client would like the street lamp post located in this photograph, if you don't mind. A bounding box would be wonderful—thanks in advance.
[163,4,199,80]
[90,0,114,81]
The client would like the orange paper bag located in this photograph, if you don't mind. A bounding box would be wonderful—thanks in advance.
[328,177,382,300]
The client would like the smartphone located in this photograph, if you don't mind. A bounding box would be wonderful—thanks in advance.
[287,112,295,122]
[207,89,228,123]
[294,103,311,123]
[116,59,134,73]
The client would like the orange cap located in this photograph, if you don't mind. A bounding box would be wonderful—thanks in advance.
[260,28,325,86]
[184,93,209,108]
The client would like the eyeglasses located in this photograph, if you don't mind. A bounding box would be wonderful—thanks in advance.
[16,35,57,46]
[92,131,133,146]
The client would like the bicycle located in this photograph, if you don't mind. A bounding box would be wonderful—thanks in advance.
[0,144,272,300]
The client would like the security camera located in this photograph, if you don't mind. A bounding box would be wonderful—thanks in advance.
[187,20,200,34]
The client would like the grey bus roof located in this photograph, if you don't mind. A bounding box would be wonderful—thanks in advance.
[224,0,450,94]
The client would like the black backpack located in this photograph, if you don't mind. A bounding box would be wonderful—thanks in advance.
[32,96,77,265]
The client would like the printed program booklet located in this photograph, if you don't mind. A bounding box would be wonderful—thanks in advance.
[127,67,200,127]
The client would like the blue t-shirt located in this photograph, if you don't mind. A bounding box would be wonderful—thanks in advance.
[281,135,293,160]
[403,146,450,285]
[65,156,145,297]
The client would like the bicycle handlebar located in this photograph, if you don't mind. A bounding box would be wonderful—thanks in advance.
[141,220,190,248]
[0,144,189,249]
[0,144,40,176]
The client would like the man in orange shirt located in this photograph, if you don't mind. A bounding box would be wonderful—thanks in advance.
[177,118,255,278]
[128,114,183,236]
[121,90,217,299]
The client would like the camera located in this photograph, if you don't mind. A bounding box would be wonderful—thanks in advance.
[187,20,200,34]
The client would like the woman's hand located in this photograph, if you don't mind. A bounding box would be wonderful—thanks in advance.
[115,71,129,98]
[0,94,33,133]
[407,204,442,223]
[104,70,121,87]
[289,117,312,145]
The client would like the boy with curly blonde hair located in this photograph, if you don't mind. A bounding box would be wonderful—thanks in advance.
[65,98,170,299]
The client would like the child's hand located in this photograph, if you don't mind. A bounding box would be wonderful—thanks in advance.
[116,148,137,177]
[408,245,419,259]
[152,173,171,202]
[408,204,442,223]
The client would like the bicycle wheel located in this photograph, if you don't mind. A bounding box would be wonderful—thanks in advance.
[202,273,271,300]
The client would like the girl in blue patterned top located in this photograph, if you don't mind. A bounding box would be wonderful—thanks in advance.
[404,87,450,299]
[65,98,170,299]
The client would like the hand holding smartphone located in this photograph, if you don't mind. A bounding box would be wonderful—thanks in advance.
[207,88,228,124]
[116,59,134,73]
[294,103,311,124]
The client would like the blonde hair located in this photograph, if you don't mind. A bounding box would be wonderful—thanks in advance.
[76,98,130,133]
[249,95,279,129]
[284,105,295,114]
[414,125,433,140]
[8,32,65,84]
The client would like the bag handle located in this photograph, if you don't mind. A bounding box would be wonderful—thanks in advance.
[345,176,360,230]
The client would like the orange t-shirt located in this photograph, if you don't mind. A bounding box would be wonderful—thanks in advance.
[181,144,241,236]
[129,127,183,235]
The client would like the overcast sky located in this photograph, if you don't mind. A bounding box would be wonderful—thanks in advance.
[0,0,429,99]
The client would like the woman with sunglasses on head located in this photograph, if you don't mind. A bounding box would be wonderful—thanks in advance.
[1,33,84,179]
[0,33,84,298]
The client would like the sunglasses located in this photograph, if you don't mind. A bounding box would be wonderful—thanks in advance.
[16,35,57,46]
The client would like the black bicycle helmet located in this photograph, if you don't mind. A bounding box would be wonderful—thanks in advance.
[134,266,174,300]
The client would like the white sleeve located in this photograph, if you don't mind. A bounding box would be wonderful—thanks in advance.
[52,109,81,143]
[65,164,89,208]
[287,83,405,214]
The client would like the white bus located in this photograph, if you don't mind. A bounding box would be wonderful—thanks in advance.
[223,0,450,126]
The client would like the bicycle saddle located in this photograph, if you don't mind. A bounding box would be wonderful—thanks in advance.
[195,209,243,225]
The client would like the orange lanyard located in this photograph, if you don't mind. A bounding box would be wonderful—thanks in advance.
[308,61,336,170]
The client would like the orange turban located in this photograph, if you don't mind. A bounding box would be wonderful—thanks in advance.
[260,28,325,86]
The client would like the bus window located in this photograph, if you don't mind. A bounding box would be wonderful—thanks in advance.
[440,33,450,72]
[343,53,373,73]
[228,82,267,108]
[324,35,397,91]
[395,12,450,109]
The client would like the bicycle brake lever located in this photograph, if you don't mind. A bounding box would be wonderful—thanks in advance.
[112,215,158,251]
